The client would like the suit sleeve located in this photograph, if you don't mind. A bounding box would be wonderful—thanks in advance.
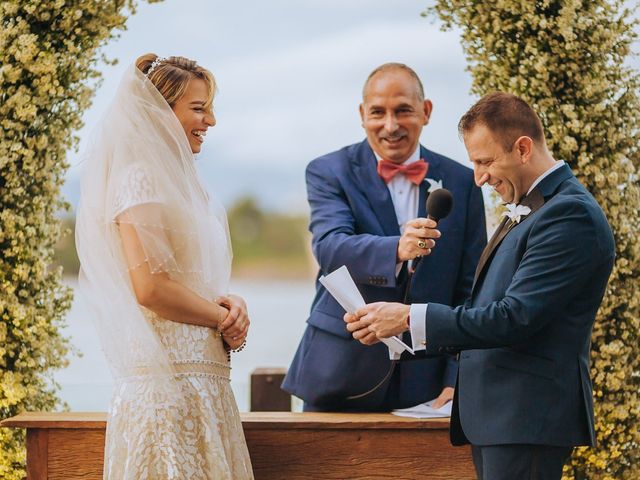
[442,355,458,387]
[306,159,401,287]
[425,199,614,350]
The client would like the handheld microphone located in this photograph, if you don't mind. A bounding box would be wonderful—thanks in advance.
[410,188,453,274]
[426,188,454,222]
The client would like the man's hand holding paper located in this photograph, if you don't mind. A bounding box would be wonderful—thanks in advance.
[344,302,410,345]
[319,266,413,358]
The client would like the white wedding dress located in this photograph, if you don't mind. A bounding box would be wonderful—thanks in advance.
[103,313,253,479]
[77,65,254,479]
[100,164,254,479]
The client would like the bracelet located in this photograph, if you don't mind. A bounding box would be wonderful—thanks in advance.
[230,340,247,353]
[224,339,247,362]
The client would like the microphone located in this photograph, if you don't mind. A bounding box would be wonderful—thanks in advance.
[411,188,453,274]
[426,188,454,222]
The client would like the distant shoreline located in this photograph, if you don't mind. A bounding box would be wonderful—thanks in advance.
[63,266,316,283]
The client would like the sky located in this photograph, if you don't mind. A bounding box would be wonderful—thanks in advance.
[64,0,639,214]
[64,0,474,212]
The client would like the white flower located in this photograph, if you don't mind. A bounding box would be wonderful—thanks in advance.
[502,203,532,224]
[425,178,443,193]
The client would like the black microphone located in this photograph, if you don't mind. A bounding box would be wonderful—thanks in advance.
[426,188,454,222]
[411,188,453,273]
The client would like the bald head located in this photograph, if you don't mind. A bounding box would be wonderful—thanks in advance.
[362,63,425,102]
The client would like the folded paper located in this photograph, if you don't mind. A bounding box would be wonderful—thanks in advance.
[319,265,414,360]
[392,398,452,418]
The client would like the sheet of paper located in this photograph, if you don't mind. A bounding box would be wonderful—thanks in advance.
[319,265,414,359]
[391,398,452,418]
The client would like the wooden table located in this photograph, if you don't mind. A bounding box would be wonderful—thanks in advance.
[1,412,476,479]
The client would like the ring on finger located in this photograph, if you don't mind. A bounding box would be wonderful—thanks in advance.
[417,239,427,249]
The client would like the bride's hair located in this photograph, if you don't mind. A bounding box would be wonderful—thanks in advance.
[135,53,216,109]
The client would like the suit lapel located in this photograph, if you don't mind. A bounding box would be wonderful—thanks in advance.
[418,179,428,218]
[418,147,443,218]
[470,180,547,292]
[471,163,574,293]
[473,216,511,285]
[352,141,400,236]
[351,142,445,236]
[409,148,443,279]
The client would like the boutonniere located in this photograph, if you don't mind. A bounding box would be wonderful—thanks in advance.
[424,178,443,193]
[502,203,531,224]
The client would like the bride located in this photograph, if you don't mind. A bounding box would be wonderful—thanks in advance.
[76,54,253,479]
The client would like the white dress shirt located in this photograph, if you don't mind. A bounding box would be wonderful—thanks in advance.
[375,147,422,358]
[408,159,566,352]
[374,146,421,243]
[375,147,422,279]
[527,160,564,195]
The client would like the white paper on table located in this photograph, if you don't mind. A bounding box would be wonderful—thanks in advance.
[391,398,452,418]
[319,265,414,359]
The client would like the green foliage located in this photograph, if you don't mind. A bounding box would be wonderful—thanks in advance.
[427,1,639,478]
[227,196,312,278]
[53,201,312,279]
[0,1,161,477]
[52,215,80,275]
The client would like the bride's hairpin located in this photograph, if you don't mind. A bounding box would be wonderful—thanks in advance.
[146,57,167,77]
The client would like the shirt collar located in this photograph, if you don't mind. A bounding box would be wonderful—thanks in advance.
[526,160,565,196]
[374,145,421,166]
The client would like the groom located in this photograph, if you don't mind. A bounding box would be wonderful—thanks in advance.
[283,63,486,411]
[346,92,615,479]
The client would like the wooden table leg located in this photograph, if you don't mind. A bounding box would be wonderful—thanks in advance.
[26,429,48,480]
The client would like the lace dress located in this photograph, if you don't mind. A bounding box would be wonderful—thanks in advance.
[103,164,253,479]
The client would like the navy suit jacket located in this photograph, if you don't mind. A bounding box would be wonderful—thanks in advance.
[282,140,486,409]
[425,164,615,446]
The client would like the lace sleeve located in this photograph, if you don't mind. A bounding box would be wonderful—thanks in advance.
[113,164,162,221]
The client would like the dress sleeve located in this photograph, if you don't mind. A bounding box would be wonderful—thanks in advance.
[111,164,174,274]
[113,164,162,221]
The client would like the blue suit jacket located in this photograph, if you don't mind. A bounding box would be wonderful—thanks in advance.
[425,164,615,446]
[282,140,486,409]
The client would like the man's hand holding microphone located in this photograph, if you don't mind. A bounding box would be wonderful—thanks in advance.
[351,188,454,343]
[397,217,440,262]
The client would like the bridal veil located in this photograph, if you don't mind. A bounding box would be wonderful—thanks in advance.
[75,64,232,382]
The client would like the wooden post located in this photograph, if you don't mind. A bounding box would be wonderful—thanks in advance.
[250,368,290,411]
[26,429,48,480]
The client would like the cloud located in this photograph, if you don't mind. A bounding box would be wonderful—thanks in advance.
[201,19,472,171]
[65,2,475,213]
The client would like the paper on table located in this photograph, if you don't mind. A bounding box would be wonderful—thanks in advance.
[319,265,414,359]
[391,398,452,418]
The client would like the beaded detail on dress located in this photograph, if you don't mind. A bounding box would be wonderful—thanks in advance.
[104,317,253,479]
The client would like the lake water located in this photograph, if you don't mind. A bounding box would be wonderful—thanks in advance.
[54,278,315,412]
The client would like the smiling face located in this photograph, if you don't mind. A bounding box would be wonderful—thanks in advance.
[171,78,215,154]
[465,124,529,204]
[359,69,431,164]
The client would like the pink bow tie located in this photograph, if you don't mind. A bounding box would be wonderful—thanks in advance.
[377,158,429,185]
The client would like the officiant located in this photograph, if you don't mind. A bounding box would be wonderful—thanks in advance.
[282,63,487,411]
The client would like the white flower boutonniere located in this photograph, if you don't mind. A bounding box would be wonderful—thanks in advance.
[425,178,443,193]
[502,203,532,224]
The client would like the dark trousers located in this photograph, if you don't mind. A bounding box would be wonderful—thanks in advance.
[472,444,573,480]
